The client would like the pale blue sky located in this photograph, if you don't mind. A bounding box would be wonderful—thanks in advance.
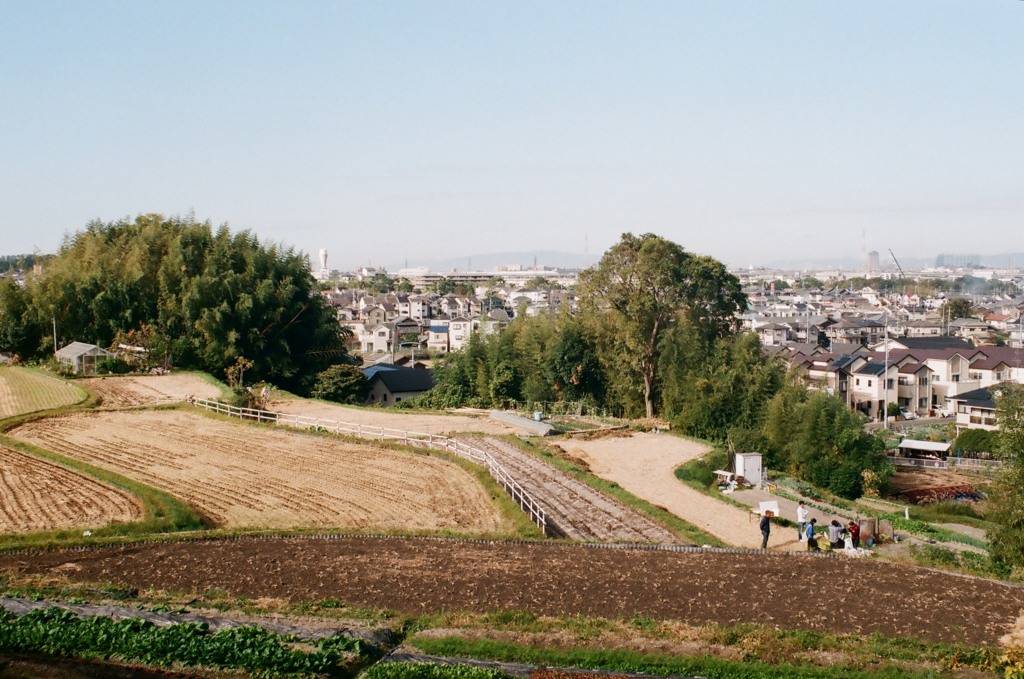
[2,1,1022,270]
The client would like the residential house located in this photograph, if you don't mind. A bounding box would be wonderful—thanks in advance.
[790,352,860,408]
[363,305,388,327]
[361,324,392,354]
[757,323,791,346]
[904,319,945,337]
[896,362,933,414]
[947,386,998,433]
[448,317,475,352]
[825,318,885,347]
[850,361,899,421]
[426,325,451,353]
[366,366,435,406]
[949,318,991,344]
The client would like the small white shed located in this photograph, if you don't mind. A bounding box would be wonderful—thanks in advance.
[735,452,763,488]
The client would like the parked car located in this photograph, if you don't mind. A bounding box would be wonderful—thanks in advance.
[899,407,917,420]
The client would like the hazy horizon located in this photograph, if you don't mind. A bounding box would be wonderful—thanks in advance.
[3,2,1022,271]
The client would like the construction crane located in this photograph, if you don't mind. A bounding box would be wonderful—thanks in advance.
[888,249,906,279]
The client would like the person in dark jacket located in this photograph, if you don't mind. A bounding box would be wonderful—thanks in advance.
[848,520,861,549]
[759,510,773,549]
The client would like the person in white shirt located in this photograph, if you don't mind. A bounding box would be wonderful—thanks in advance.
[796,501,809,541]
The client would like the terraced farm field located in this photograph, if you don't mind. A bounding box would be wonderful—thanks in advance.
[0,446,143,533]
[79,374,223,408]
[8,409,510,533]
[0,366,86,419]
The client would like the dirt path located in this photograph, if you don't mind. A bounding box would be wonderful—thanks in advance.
[3,536,1021,646]
[558,432,763,548]
[270,397,520,436]
[464,437,679,544]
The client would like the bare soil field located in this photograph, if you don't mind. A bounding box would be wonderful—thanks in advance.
[269,397,520,436]
[0,446,142,533]
[3,535,1021,647]
[888,467,988,494]
[79,374,223,408]
[464,437,679,544]
[7,410,508,534]
[557,432,762,548]
[0,367,86,419]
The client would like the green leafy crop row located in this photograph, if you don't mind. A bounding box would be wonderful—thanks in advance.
[0,607,369,678]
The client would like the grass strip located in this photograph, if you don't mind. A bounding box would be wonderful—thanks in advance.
[363,663,514,679]
[406,634,972,679]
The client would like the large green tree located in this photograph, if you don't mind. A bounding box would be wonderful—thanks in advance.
[21,215,349,393]
[577,233,745,418]
[940,297,974,323]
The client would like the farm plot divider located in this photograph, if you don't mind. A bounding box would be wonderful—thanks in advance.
[187,397,547,534]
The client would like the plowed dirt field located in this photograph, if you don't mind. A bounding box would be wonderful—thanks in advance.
[0,446,142,533]
[79,374,223,408]
[3,535,1021,647]
[7,410,509,534]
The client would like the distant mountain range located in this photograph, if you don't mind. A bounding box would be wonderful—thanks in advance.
[380,251,1024,274]
[382,251,593,272]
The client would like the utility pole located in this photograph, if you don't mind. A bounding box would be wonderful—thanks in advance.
[883,311,890,428]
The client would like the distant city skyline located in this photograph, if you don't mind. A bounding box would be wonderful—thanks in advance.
[2,2,1022,271]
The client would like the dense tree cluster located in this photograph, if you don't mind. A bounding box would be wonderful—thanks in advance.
[762,386,891,499]
[987,383,1024,575]
[0,215,351,394]
[417,232,891,498]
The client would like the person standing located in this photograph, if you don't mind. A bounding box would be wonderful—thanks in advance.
[828,520,848,549]
[760,510,773,549]
[805,518,819,551]
[848,520,861,549]
[796,501,809,541]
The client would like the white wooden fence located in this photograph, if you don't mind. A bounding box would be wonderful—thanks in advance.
[890,457,946,469]
[950,457,1003,470]
[188,398,548,534]
[889,456,1003,470]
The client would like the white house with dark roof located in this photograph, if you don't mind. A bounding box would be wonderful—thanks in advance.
[850,360,899,420]
[366,366,435,406]
[947,386,998,433]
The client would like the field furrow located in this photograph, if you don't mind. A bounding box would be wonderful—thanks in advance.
[0,367,86,419]
[0,446,142,533]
